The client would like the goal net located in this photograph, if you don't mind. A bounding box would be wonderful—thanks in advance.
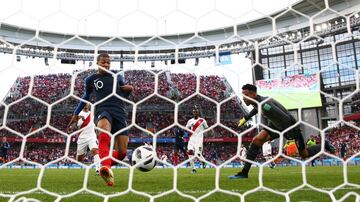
[0,0,359,201]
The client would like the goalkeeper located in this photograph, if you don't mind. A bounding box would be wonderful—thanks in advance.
[229,84,336,179]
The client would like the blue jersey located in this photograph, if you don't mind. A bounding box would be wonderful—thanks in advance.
[74,71,128,118]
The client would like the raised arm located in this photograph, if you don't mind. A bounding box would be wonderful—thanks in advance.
[117,74,133,96]
[68,77,93,129]
[245,108,258,120]
[74,77,93,115]
[238,108,258,127]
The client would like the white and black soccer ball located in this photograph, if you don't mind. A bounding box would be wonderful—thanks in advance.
[132,145,157,172]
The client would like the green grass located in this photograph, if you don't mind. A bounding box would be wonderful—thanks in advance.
[0,166,359,201]
[259,91,322,109]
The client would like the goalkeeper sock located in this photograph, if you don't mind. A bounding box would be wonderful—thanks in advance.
[241,143,260,175]
[307,144,321,157]
[93,154,101,171]
[98,132,111,167]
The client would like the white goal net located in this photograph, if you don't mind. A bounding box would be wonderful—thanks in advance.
[0,0,359,201]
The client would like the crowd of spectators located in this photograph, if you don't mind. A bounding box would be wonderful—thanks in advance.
[156,142,238,165]
[2,70,358,167]
[0,70,246,166]
[325,123,360,159]
[2,141,240,166]
[351,92,360,113]
[1,121,359,165]
[5,70,230,106]
[2,70,242,137]
[256,74,317,90]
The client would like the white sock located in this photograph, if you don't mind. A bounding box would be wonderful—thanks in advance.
[189,155,195,169]
[94,154,101,171]
[264,156,272,166]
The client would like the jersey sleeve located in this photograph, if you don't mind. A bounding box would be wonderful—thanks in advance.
[245,108,258,120]
[117,74,125,86]
[74,76,93,115]
[185,120,191,129]
[76,111,84,127]
[117,74,132,97]
[203,119,209,129]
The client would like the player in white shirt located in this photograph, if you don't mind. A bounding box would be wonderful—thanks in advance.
[262,140,276,169]
[160,154,168,168]
[185,107,211,173]
[239,144,247,167]
[75,104,101,174]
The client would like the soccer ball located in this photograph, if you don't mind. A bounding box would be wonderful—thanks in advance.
[132,145,157,172]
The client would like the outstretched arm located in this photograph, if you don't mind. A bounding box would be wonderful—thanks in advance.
[238,108,258,127]
[120,85,134,93]
[117,74,133,96]
[203,120,214,136]
[68,77,92,130]
[245,108,258,120]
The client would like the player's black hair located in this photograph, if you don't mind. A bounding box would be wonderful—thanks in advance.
[192,105,201,117]
[242,84,257,92]
[97,53,110,62]
[193,105,200,111]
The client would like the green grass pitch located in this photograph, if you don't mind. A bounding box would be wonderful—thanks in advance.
[0,166,359,201]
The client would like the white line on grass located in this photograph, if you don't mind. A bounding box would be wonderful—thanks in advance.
[1,186,358,195]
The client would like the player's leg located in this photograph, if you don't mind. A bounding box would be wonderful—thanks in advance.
[97,117,112,167]
[113,135,129,165]
[173,148,179,166]
[179,144,187,157]
[174,151,179,166]
[263,155,271,168]
[229,129,273,179]
[89,137,100,174]
[292,129,335,159]
[4,153,8,162]
[112,116,129,165]
[181,147,187,157]
[263,144,275,168]
[90,148,101,174]
[311,159,315,167]
[294,131,311,158]
[96,113,114,186]
[187,150,196,173]
[187,140,196,173]
[76,140,88,162]
[174,143,186,166]
[265,156,276,168]
[76,154,85,162]
[197,144,206,169]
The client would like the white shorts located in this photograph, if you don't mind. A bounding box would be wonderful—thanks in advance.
[187,135,203,156]
[76,133,98,156]
[262,142,272,156]
[239,148,247,159]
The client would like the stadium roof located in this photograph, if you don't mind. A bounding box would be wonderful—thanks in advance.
[1,0,301,37]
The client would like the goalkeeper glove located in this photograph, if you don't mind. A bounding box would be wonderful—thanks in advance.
[237,117,246,127]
